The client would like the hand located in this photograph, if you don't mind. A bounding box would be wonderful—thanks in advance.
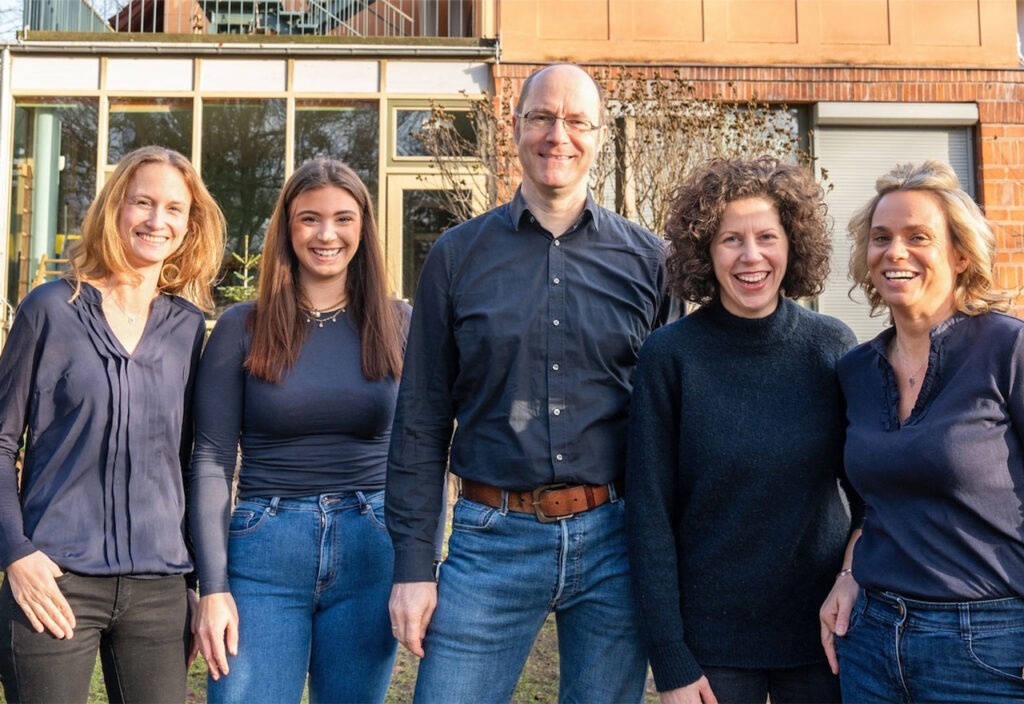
[388,581,437,658]
[820,572,859,675]
[186,587,200,668]
[195,592,239,680]
[658,677,718,704]
[5,551,75,639]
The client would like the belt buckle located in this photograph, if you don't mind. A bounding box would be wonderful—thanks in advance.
[532,483,573,523]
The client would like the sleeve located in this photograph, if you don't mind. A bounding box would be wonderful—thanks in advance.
[386,239,458,583]
[179,315,207,591]
[187,307,249,595]
[624,331,704,691]
[0,305,43,567]
[834,322,866,531]
[1005,323,1024,464]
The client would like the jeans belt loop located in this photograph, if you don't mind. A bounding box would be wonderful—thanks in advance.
[268,496,281,516]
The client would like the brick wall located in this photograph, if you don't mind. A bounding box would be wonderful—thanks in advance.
[496,63,1024,314]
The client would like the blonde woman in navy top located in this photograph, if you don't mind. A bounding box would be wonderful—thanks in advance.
[190,160,408,704]
[0,146,225,703]
[820,160,1024,702]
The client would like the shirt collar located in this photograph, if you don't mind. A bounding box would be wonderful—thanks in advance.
[509,187,601,235]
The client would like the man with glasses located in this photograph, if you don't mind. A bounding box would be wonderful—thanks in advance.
[386,63,666,703]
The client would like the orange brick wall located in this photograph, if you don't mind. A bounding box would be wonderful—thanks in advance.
[496,63,1024,314]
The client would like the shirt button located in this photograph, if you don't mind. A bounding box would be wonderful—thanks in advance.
[552,363,559,371]
[553,240,561,247]
[555,454,564,461]
[553,320,560,326]
[553,408,561,416]
[553,277,560,284]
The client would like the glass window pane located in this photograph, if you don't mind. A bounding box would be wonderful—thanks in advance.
[402,189,462,300]
[295,100,379,202]
[200,98,285,298]
[108,98,193,163]
[10,98,98,303]
[395,108,475,158]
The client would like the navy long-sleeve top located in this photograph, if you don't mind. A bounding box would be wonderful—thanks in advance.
[626,297,861,691]
[0,280,204,577]
[189,301,409,594]
[387,189,668,583]
[840,311,1024,600]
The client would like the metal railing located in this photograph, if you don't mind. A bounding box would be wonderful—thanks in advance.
[23,0,480,37]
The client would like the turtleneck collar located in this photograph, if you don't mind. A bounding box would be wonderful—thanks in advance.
[702,295,800,349]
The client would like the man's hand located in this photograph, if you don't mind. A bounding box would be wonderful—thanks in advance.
[388,581,437,658]
[6,551,75,639]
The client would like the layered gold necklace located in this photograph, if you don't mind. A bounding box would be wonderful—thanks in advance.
[299,293,348,328]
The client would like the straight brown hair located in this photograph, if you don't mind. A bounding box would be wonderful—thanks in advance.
[246,159,404,383]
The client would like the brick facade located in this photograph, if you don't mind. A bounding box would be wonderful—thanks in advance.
[496,63,1024,314]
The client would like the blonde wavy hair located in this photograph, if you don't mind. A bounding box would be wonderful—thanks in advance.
[68,146,226,310]
[848,159,1010,318]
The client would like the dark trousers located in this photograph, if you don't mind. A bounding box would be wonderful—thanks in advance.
[0,572,189,704]
[703,662,841,704]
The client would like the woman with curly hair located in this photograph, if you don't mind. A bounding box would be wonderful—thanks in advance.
[626,157,862,704]
[819,160,1024,702]
[0,145,225,703]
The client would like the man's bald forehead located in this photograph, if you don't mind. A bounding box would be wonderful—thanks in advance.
[514,64,606,125]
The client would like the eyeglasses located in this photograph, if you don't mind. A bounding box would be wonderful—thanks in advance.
[519,111,602,135]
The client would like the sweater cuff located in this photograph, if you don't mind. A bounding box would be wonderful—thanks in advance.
[649,641,704,692]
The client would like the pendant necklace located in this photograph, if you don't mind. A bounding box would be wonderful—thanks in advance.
[895,343,927,388]
[299,293,348,328]
[104,284,148,326]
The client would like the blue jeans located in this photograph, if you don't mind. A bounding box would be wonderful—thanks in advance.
[836,588,1024,702]
[413,493,647,704]
[207,491,397,704]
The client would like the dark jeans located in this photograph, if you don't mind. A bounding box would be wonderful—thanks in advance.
[0,572,189,704]
[703,662,841,704]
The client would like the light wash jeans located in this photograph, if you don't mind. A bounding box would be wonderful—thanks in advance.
[836,588,1024,702]
[208,491,397,704]
[413,492,647,704]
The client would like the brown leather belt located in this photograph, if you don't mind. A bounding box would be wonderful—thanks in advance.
[460,477,623,523]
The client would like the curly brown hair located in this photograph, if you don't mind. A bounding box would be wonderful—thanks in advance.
[664,157,832,304]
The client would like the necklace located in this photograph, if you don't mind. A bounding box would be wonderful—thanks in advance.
[104,284,150,326]
[299,293,348,328]
[895,343,928,388]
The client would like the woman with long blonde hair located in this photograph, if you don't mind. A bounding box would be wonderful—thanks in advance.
[0,145,225,703]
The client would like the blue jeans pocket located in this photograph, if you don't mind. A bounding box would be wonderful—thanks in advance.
[966,625,1024,683]
[451,498,498,533]
[360,490,387,529]
[228,501,270,536]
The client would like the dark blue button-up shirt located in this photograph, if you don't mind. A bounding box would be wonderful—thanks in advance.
[0,280,204,577]
[387,190,667,582]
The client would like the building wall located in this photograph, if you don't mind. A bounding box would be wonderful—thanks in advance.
[495,63,1024,315]
[498,0,1020,67]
